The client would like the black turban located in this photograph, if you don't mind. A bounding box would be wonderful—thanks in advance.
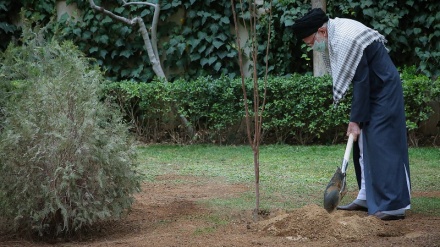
[291,8,329,40]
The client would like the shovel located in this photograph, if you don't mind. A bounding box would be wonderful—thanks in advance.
[323,133,354,213]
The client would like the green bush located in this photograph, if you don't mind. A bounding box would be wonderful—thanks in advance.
[0,30,141,237]
[106,71,438,146]
[105,76,246,144]
[173,74,351,145]
[262,75,351,144]
[106,75,352,144]
[402,66,440,146]
[104,79,175,142]
[174,76,245,143]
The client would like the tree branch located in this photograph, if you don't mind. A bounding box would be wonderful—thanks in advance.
[89,0,136,25]
[122,0,155,7]
[88,0,165,78]
[121,0,161,64]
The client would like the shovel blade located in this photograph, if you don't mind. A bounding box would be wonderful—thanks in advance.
[323,167,347,213]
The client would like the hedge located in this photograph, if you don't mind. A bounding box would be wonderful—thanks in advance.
[105,68,440,145]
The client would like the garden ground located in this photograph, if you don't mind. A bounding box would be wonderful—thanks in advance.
[1,174,439,247]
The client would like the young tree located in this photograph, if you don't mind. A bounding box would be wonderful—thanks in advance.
[231,0,272,220]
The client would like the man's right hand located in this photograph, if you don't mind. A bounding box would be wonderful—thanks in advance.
[347,122,361,141]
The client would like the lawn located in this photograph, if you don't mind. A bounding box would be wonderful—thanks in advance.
[137,144,440,216]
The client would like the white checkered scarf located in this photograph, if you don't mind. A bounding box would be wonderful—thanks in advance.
[321,18,387,104]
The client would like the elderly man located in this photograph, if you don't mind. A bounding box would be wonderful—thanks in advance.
[291,8,411,220]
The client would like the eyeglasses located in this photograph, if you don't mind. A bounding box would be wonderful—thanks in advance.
[305,32,317,47]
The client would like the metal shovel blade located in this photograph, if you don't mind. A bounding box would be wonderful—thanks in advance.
[323,134,354,213]
[323,165,347,213]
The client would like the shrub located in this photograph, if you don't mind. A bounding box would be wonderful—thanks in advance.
[103,71,438,146]
[262,74,351,144]
[402,66,440,146]
[107,75,352,145]
[174,76,245,143]
[104,79,175,142]
[0,29,141,238]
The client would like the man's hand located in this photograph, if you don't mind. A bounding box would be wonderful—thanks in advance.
[347,122,361,141]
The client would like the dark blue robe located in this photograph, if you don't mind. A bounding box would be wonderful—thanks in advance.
[350,41,411,214]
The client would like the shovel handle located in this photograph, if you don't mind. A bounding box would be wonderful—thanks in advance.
[344,133,355,161]
[341,133,354,173]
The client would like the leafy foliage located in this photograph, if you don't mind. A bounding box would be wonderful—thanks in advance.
[106,71,437,145]
[56,0,243,81]
[104,79,175,142]
[328,0,440,79]
[254,2,312,76]
[0,1,20,50]
[1,0,437,146]
[173,76,245,143]
[0,28,141,237]
[401,66,440,146]
[58,0,156,81]
[2,0,437,80]
[108,75,351,145]
[161,0,242,81]
[262,75,351,144]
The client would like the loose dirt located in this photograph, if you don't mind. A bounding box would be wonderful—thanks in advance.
[1,174,439,247]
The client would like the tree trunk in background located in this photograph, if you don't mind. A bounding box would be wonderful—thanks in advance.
[311,0,327,77]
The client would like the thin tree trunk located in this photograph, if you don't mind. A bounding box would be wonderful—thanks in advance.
[231,0,272,221]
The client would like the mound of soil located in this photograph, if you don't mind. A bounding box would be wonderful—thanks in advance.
[254,204,404,242]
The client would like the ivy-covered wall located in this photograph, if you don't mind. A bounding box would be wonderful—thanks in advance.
[1,0,439,81]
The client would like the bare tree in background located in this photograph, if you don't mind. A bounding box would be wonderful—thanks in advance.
[88,0,193,137]
[231,0,272,220]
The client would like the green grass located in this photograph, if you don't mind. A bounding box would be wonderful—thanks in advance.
[192,214,229,235]
[137,144,440,215]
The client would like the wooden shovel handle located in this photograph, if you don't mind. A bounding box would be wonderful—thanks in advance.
[344,133,355,162]
[341,133,354,173]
